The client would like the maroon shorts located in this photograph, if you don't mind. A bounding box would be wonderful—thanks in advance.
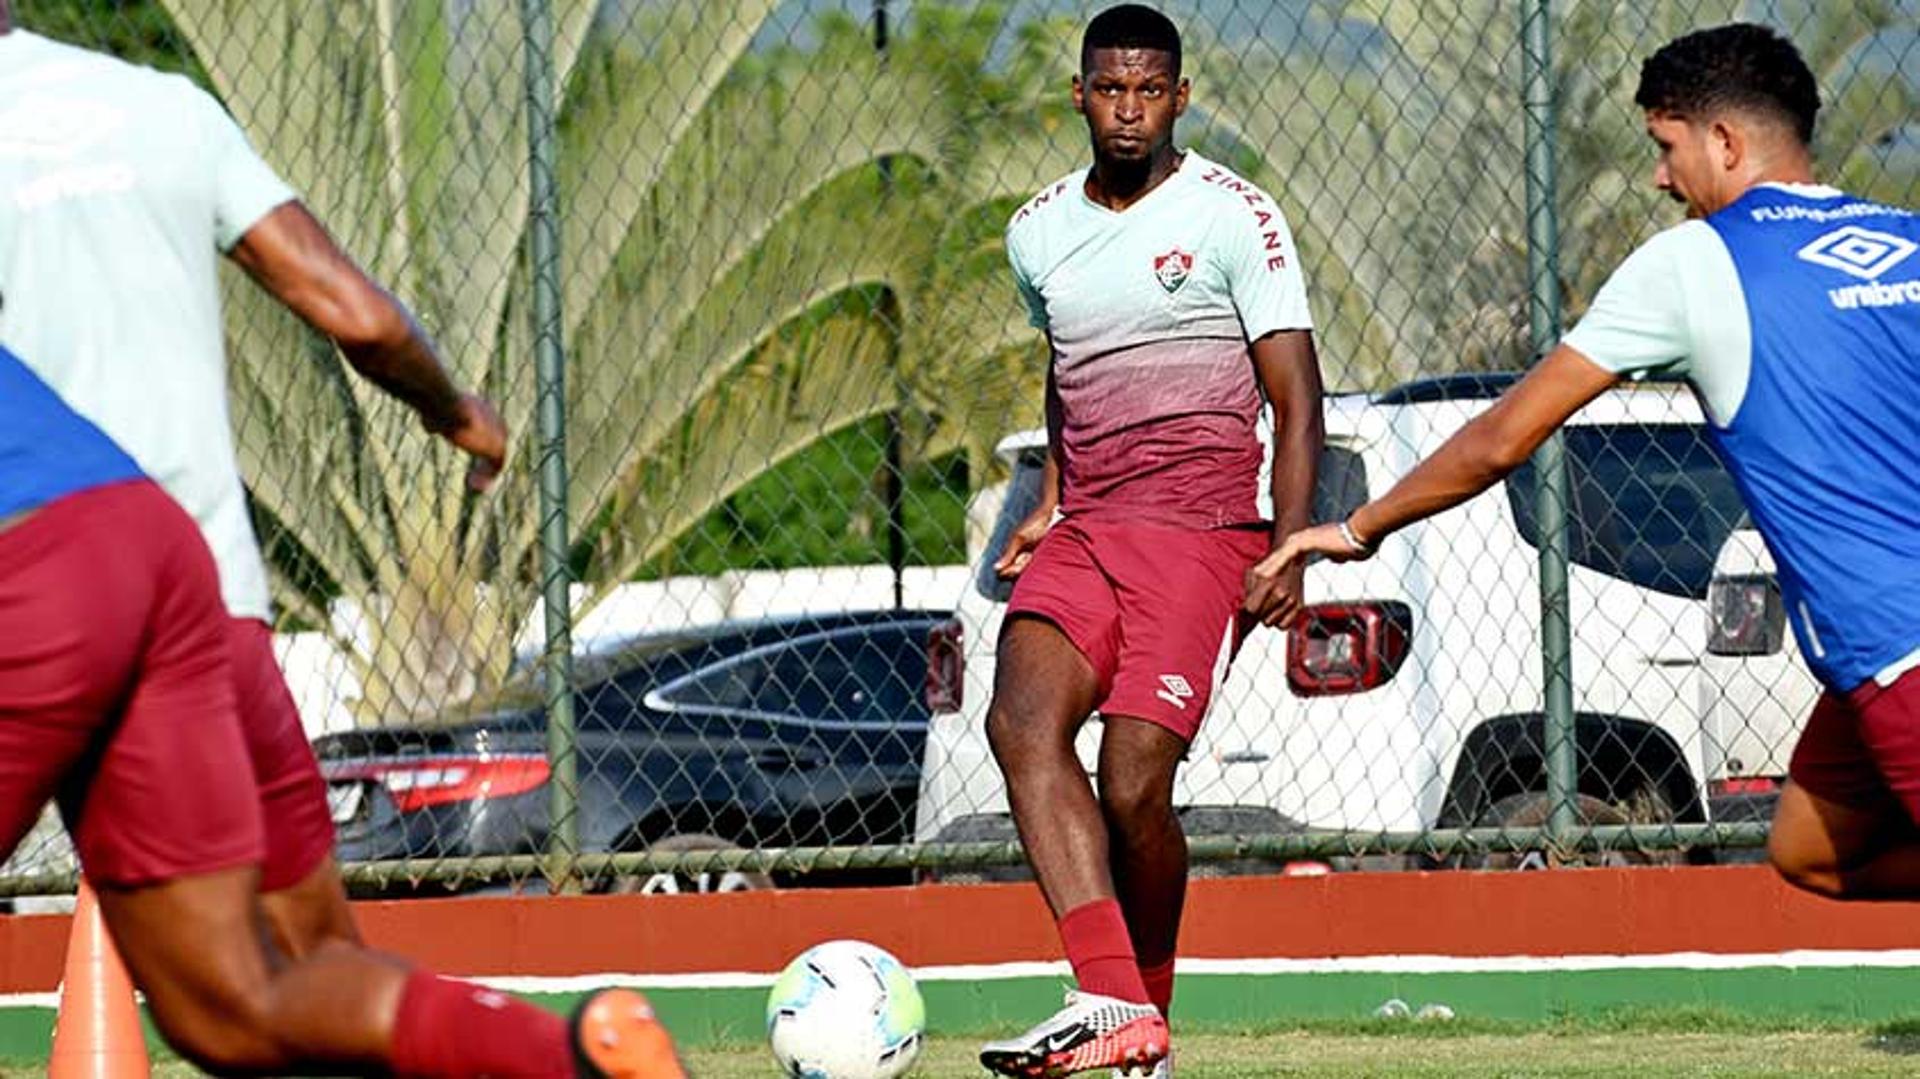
[1789,667,1920,822]
[227,618,335,891]
[1005,516,1270,741]
[0,482,264,885]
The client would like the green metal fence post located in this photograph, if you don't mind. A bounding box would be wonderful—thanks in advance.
[521,0,580,893]
[1519,0,1579,852]
[877,0,908,610]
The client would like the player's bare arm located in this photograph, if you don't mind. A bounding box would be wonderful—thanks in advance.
[994,361,1065,580]
[227,203,507,492]
[1264,346,1619,571]
[1241,329,1324,628]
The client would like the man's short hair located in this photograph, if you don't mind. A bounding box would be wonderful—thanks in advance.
[1635,23,1819,145]
[1081,4,1182,78]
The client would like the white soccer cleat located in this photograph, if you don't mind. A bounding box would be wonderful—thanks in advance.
[978,990,1169,1078]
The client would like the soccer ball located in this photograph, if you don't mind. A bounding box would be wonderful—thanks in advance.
[766,939,925,1078]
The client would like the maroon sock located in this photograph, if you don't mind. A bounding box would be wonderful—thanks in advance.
[1140,956,1175,1017]
[1058,899,1149,1004]
[389,968,572,1078]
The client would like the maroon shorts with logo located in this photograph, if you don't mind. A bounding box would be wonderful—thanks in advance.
[0,482,264,885]
[1005,516,1270,741]
[1788,666,1920,822]
[227,618,336,891]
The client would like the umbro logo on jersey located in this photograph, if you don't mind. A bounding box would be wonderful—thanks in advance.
[1797,225,1917,280]
[1153,247,1194,294]
[1156,674,1196,710]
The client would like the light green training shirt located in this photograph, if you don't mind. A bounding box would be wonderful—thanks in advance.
[0,29,296,620]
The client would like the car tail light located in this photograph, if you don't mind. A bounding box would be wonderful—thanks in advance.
[323,754,551,813]
[1709,776,1781,797]
[926,619,965,714]
[1287,602,1413,697]
[1708,574,1785,656]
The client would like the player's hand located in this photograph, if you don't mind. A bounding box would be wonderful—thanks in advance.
[1244,521,1377,627]
[993,507,1054,580]
[1243,553,1307,629]
[1275,522,1375,570]
[433,393,508,493]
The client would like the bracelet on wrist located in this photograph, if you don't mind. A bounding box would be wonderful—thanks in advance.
[1338,518,1376,556]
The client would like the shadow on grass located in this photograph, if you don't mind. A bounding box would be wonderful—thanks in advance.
[1864,1018,1920,1056]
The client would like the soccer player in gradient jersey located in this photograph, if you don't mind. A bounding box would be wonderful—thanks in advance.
[1270,25,1920,908]
[978,6,1324,1076]
[0,7,678,1076]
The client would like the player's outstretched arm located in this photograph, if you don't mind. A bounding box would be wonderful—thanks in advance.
[1261,345,1620,573]
[227,203,506,492]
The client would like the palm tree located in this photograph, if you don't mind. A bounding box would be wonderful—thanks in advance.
[154,1,1105,722]
[160,0,960,721]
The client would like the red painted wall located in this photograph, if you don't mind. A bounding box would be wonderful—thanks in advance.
[6,867,1920,993]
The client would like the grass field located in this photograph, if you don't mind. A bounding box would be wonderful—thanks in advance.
[16,1013,1920,1077]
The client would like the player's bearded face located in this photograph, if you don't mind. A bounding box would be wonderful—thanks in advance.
[1645,110,1719,219]
[1076,48,1186,164]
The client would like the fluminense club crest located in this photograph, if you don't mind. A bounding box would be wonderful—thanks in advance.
[1153,247,1194,294]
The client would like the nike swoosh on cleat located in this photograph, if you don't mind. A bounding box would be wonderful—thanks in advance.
[1046,1029,1084,1053]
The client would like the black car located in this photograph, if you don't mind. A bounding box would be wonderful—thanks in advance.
[314,609,962,894]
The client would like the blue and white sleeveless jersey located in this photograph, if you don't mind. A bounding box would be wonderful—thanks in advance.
[0,343,143,518]
[1563,184,1920,691]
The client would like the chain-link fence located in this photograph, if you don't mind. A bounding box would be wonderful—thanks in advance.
[5,0,1916,898]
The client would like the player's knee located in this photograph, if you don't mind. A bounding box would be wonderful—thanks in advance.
[985,706,1016,765]
[986,703,1040,767]
[1766,835,1848,899]
[1098,771,1173,829]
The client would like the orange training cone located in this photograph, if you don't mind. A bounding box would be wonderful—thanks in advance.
[48,881,149,1078]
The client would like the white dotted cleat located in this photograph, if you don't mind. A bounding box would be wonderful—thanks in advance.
[979,990,1169,1077]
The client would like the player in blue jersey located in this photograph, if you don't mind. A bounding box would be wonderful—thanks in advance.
[0,3,679,1075]
[1264,23,1920,903]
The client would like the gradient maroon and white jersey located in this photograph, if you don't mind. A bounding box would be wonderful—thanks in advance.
[1007,150,1313,527]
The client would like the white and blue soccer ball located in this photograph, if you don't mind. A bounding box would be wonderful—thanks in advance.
[766,939,925,1079]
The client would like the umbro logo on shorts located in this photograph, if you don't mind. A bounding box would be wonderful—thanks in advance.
[1156,674,1195,710]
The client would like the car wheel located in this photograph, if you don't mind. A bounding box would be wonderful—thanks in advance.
[1468,790,1685,870]
[607,833,773,895]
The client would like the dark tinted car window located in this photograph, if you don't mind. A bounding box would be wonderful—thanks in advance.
[656,651,762,712]
[975,443,1366,603]
[663,627,929,726]
[1313,445,1368,525]
[1506,424,1748,598]
[975,448,1049,603]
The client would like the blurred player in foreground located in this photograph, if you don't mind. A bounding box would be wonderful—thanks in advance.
[1265,24,1920,908]
[0,4,679,1075]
